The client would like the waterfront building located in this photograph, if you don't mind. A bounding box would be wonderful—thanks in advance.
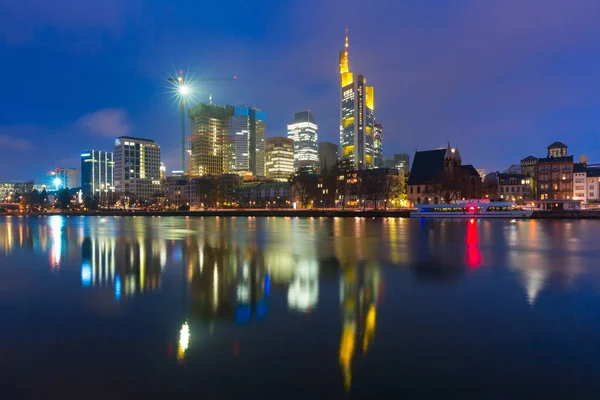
[407,143,481,205]
[318,142,338,173]
[498,173,533,202]
[81,150,114,199]
[232,105,266,176]
[520,155,538,199]
[373,123,383,167]
[339,28,375,170]
[236,181,292,207]
[113,137,161,200]
[393,153,410,170]
[287,111,319,173]
[573,163,600,203]
[0,181,34,202]
[265,137,295,182]
[537,142,573,201]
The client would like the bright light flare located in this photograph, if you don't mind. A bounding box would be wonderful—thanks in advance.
[166,68,198,108]
[53,177,62,190]
[178,321,190,362]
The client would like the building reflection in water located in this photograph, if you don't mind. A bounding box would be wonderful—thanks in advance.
[339,263,381,392]
[80,235,164,301]
[287,258,319,312]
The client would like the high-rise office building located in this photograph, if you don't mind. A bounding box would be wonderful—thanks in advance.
[393,153,410,170]
[189,103,266,177]
[113,137,161,199]
[189,103,235,176]
[381,157,395,169]
[81,150,114,199]
[319,142,338,173]
[374,123,383,167]
[340,27,375,170]
[287,111,319,172]
[265,137,295,182]
[233,106,266,177]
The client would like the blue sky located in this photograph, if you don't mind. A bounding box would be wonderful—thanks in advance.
[1,0,600,181]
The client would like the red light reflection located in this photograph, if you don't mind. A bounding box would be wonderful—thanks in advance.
[466,219,481,269]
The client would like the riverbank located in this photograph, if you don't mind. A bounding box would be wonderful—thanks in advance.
[4,209,600,218]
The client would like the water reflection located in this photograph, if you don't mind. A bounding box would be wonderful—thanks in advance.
[339,263,381,391]
[3,216,600,396]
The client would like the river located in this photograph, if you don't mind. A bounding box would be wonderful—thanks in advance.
[1,215,599,398]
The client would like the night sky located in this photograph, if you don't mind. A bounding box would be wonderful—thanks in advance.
[1,0,600,182]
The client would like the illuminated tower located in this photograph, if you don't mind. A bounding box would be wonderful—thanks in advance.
[340,27,375,170]
[373,123,383,167]
[287,111,319,172]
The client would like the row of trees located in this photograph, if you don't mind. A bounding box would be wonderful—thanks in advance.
[292,160,405,210]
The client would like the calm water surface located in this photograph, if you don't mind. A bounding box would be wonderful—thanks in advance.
[1,216,600,399]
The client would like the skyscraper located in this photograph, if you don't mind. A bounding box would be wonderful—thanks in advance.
[340,27,375,170]
[393,153,410,170]
[319,142,338,173]
[113,137,161,198]
[374,123,383,167]
[265,137,295,182]
[287,111,319,172]
[190,103,266,177]
[49,168,79,189]
[189,103,235,176]
[81,150,114,199]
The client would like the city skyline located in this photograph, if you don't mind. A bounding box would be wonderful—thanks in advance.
[2,1,600,181]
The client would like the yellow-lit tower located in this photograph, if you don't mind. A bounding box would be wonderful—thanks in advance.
[339,27,375,170]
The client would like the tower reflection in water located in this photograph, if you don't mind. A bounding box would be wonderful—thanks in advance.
[339,263,381,392]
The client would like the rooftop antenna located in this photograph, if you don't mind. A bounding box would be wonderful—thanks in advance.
[209,93,213,105]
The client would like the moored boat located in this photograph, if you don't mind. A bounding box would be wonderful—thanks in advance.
[410,199,533,219]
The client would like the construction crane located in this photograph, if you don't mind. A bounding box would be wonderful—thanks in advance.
[168,71,237,172]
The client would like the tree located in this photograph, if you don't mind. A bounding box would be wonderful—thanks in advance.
[291,172,318,208]
[375,174,403,210]
[332,159,354,209]
[57,189,71,209]
[84,195,100,211]
[196,176,217,207]
[425,175,461,204]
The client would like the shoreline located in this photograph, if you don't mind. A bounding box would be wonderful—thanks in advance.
[3,209,600,219]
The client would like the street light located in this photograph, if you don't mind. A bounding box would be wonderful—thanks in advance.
[168,70,192,173]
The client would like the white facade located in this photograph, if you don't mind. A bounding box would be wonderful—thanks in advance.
[287,111,319,172]
[56,168,79,189]
[114,137,161,199]
[573,170,600,202]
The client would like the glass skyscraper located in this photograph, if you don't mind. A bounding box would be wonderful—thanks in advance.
[287,110,319,172]
[374,123,383,167]
[340,27,375,170]
[189,103,266,177]
[81,150,114,199]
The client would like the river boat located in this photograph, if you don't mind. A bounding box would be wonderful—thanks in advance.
[410,199,533,219]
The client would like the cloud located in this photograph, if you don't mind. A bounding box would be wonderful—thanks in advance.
[0,125,34,151]
[77,108,132,137]
[0,135,31,151]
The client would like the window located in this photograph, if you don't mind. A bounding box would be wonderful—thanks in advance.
[417,186,420,194]
[410,187,413,194]
[511,187,515,193]
[562,165,571,172]
[553,184,559,190]
[517,187,520,192]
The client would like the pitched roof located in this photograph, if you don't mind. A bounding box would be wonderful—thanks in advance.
[458,164,480,177]
[407,149,446,185]
[521,155,538,162]
[547,141,567,149]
